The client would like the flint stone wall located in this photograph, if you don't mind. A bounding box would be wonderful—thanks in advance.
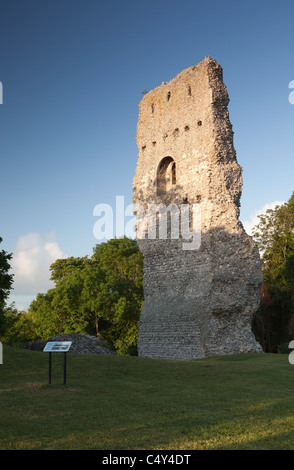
[133,56,263,360]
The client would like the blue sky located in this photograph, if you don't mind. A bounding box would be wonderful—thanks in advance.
[0,0,293,309]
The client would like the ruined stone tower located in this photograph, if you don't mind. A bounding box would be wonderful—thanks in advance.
[133,57,262,360]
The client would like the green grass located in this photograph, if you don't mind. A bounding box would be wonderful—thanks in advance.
[1,346,294,450]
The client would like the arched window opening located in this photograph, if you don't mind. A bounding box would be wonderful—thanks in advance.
[156,157,176,196]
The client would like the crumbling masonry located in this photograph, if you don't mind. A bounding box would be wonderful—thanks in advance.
[133,57,263,359]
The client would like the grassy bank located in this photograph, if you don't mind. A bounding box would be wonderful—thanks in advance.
[1,346,294,450]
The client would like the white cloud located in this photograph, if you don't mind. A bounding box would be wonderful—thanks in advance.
[241,201,285,236]
[9,231,67,309]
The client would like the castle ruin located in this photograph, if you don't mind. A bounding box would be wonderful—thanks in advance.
[133,57,262,360]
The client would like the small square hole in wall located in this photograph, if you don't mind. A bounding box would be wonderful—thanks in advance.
[167,91,171,101]
[197,120,202,127]
[185,125,190,132]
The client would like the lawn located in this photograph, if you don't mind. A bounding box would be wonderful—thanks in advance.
[1,345,294,450]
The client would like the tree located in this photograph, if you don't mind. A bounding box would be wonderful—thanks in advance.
[49,256,88,283]
[1,307,37,345]
[6,237,144,355]
[91,237,144,354]
[0,237,14,335]
[252,192,294,352]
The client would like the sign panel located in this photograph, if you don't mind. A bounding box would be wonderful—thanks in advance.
[43,341,72,353]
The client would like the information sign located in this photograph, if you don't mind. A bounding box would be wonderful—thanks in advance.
[43,341,72,384]
[43,341,72,352]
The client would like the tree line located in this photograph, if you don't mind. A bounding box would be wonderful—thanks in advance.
[0,190,293,354]
[251,191,294,352]
[1,237,143,355]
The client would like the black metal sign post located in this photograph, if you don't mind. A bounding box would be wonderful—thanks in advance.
[63,351,67,385]
[49,351,52,384]
[43,341,72,385]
